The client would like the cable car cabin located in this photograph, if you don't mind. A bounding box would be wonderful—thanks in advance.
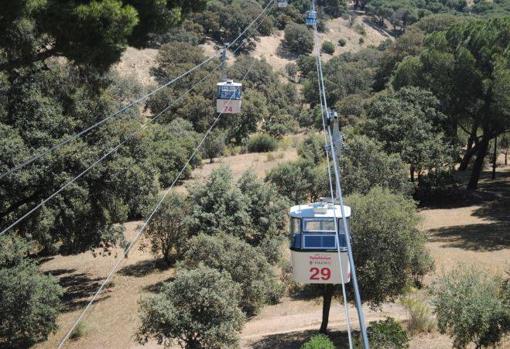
[305,10,317,26]
[276,0,288,8]
[216,80,242,114]
[289,202,351,284]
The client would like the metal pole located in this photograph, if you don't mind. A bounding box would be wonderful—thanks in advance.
[329,112,370,349]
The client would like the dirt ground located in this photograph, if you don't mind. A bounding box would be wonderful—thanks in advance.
[35,153,510,349]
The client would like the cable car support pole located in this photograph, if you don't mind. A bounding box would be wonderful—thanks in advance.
[314,36,353,348]
[312,0,369,345]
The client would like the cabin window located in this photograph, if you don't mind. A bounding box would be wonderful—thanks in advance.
[290,218,301,234]
[303,218,335,232]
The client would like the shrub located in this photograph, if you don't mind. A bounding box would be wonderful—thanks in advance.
[359,37,365,45]
[347,187,433,306]
[286,63,298,80]
[401,295,435,335]
[283,23,314,55]
[0,236,63,348]
[301,334,335,349]
[69,322,87,341]
[136,266,245,349]
[354,23,366,35]
[321,41,335,54]
[181,234,283,315]
[247,133,278,153]
[431,266,510,349]
[359,317,409,349]
[338,38,347,46]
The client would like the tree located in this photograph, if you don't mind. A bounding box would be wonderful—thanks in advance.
[202,129,225,163]
[188,166,252,239]
[181,233,283,315]
[365,87,454,182]
[347,187,433,306]
[0,0,206,73]
[341,133,413,196]
[391,18,510,189]
[136,265,245,349]
[322,41,336,55]
[0,68,159,253]
[0,236,63,348]
[431,266,510,349]
[142,192,190,265]
[284,23,314,55]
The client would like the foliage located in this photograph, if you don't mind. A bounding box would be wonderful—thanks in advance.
[357,317,409,349]
[188,167,288,246]
[202,128,225,163]
[247,133,278,153]
[401,295,435,334]
[0,0,205,72]
[147,118,201,187]
[431,266,510,349]
[0,67,159,253]
[301,334,335,349]
[0,236,63,348]
[322,41,336,55]
[142,192,190,265]
[341,133,413,196]
[391,17,510,189]
[338,38,347,46]
[181,233,283,315]
[286,62,299,80]
[284,23,314,55]
[136,265,245,349]
[347,187,433,305]
[365,87,454,181]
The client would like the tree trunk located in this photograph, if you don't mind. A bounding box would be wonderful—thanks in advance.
[410,165,415,182]
[492,136,498,180]
[467,136,490,191]
[320,285,334,333]
[505,149,508,166]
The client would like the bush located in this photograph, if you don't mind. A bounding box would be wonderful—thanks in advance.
[401,295,435,335]
[431,266,510,349]
[136,266,245,349]
[181,234,283,315]
[284,22,314,55]
[359,317,409,349]
[347,187,433,306]
[354,23,366,35]
[359,37,365,45]
[69,322,87,341]
[301,334,335,349]
[338,38,347,46]
[247,133,278,153]
[321,41,336,54]
[0,236,63,348]
[286,63,298,80]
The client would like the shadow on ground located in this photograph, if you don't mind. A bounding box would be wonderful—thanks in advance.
[429,222,510,251]
[143,276,176,293]
[118,258,170,278]
[54,271,111,312]
[250,329,353,349]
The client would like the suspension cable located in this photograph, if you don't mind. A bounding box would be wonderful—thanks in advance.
[57,55,261,349]
[0,2,273,238]
[312,1,370,345]
[312,7,353,347]
[0,0,274,180]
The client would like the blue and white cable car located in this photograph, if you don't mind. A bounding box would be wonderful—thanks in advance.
[216,79,242,114]
[276,0,289,8]
[290,201,351,284]
[305,10,317,26]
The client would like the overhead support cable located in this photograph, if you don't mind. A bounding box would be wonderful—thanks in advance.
[0,0,274,180]
[312,0,369,347]
[57,51,262,349]
[0,0,273,238]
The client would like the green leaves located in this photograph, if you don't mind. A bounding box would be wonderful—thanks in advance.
[136,265,245,349]
[431,266,510,348]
